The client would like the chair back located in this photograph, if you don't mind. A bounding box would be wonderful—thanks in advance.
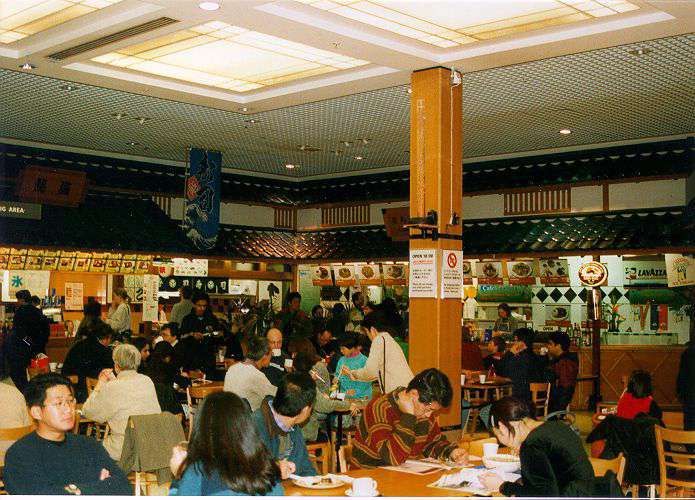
[654,425,695,498]
[338,444,354,472]
[66,375,78,385]
[662,411,684,430]
[0,424,34,441]
[86,377,99,395]
[529,382,551,418]
[590,453,626,485]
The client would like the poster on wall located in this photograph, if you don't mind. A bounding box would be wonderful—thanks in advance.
[173,258,208,277]
[409,249,437,298]
[124,275,144,304]
[476,261,503,285]
[333,265,356,287]
[356,264,381,286]
[507,260,536,285]
[259,281,283,311]
[312,265,333,286]
[383,264,407,286]
[65,282,84,311]
[229,280,258,296]
[665,254,695,287]
[184,148,221,250]
[539,258,570,285]
[545,303,571,327]
[142,275,160,322]
[462,261,474,285]
[2,270,51,302]
[624,260,667,286]
[441,250,463,299]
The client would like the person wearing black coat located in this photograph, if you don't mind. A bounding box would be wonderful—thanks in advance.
[676,341,695,431]
[4,290,50,391]
[497,329,544,406]
[178,292,222,379]
[61,323,114,403]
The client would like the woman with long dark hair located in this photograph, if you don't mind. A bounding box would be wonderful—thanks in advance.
[169,391,283,496]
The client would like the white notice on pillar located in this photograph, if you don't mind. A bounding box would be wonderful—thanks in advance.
[441,250,463,299]
[409,249,438,298]
[141,274,159,322]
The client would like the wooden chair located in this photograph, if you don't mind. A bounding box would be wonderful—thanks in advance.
[306,441,332,474]
[0,425,34,495]
[590,453,626,485]
[662,411,684,430]
[530,382,551,418]
[128,471,168,496]
[654,425,695,498]
[338,444,354,472]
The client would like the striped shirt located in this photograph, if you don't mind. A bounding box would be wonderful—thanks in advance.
[352,389,456,468]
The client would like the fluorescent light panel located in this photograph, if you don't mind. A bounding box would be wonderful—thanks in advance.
[92,20,369,92]
[0,0,122,44]
[295,0,639,48]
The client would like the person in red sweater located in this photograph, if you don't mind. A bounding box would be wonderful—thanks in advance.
[617,370,662,420]
[352,368,469,468]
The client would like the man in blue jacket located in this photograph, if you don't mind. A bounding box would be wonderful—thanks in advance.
[253,372,317,477]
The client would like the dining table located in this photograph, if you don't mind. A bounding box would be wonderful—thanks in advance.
[283,458,505,497]
[462,376,513,402]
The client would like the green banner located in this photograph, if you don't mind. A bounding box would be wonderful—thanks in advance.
[625,288,690,308]
[476,285,533,303]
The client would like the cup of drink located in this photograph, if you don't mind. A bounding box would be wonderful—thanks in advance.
[460,374,466,386]
[49,362,57,372]
[479,374,486,384]
[272,348,282,357]
[483,442,499,457]
[351,477,378,497]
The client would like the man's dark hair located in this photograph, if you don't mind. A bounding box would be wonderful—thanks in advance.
[286,292,301,304]
[361,309,391,332]
[131,336,150,353]
[407,368,453,408]
[548,331,570,352]
[514,328,535,349]
[24,373,73,408]
[273,372,316,417]
[245,336,270,362]
[161,322,180,339]
[180,286,193,300]
[31,295,41,307]
[15,290,31,302]
[489,396,534,436]
[292,352,316,374]
[339,333,360,350]
[351,291,363,304]
[498,303,512,315]
[83,299,102,317]
[491,336,507,353]
[627,370,653,399]
[93,322,114,341]
[191,291,210,304]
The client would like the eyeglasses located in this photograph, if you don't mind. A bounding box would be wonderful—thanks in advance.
[44,398,77,410]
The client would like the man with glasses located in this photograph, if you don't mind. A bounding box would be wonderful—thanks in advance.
[352,368,469,468]
[3,373,131,495]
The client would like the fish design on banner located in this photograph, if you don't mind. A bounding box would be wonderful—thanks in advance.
[184,148,221,250]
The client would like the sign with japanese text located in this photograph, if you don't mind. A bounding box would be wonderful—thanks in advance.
[141,274,160,322]
[65,282,84,311]
[2,270,50,302]
[15,165,86,207]
[409,249,437,298]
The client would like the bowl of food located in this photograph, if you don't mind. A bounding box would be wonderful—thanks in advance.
[361,266,375,278]
[483,263,498,278]
[386,266,403,279]
[315,266,329,279]
[461,262,471,274]
[551,306,569,320]
[482,453,521,473]
[338,267,352,279]
[511,262,532,278]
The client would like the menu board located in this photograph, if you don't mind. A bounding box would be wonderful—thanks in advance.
[64,282,84,311]
[120,260,136,274]
[545,304,571,327]
[58,255,75,271]
[105,259,122,273]
[507,260,535,285]
[409,249,437,298]
[383,264,407,286]
[8,253,26,270]
[333,265,356,287]
[42,256,59,270]
[312,265,333,286]
[141,275,160,322]
[25,255,43,270]
[172,258,208,277]
[539,258,570,285]
[462,260,474,285]
[475,261,503,285]
[73,253,91,272]
[356,264,381,286]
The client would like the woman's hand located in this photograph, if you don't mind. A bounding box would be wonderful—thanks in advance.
[340,366,351,376]
[278,460,296,479]
[97,368,115,384]
[479,472,505,492]
[169,444,188,477]
[449,447,469,465]
[349,402,363,417]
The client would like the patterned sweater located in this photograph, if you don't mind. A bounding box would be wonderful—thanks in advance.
[352,389,457,468]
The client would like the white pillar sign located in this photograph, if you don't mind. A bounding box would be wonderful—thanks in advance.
[141,274,159,322]
[409,249,438,298]
[441,250,463,299]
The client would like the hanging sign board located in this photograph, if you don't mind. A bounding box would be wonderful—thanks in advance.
[507,260,536,285]
[356,264,381,286]
[333,265,356,287]
[539,258,570,285]
[665,254,695,288]
[623,260,667,285]
[312,265,333,286]
[409,249,437,298]
[383,264,407,286]
[2,270,51,302]
[172,258,208,277]
[441,250,463,299]
[476,261,503,285]
[462,261,474,285]
[578,261,608,287]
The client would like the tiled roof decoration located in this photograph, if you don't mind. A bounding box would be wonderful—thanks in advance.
[2,137,691,206]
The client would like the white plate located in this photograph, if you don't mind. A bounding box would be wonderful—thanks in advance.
[292,478,346,490]
[346,488,380,497]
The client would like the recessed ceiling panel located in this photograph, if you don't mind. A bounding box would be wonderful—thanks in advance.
[0,0,122,44]
[295,0,639,47]
[92,21,370,92]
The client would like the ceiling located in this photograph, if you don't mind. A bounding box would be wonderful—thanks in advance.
[0,0,693,178]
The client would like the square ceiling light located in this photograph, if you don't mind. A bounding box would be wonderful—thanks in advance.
[92,21,370,92]
[0,0,122,44]
[295,0,639,48]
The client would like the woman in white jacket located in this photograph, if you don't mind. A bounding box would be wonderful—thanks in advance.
[107,288,131,340]
[341,309,413,393]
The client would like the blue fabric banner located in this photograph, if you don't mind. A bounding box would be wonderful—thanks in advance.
[184,148,221,250]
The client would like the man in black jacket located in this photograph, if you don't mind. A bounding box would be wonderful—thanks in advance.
[5,290,50,391]
[178,291,221,379]
[677,341,695,431]
[61,323,114,403]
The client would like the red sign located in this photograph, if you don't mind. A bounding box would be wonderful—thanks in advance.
[16,165,87,207]
[447,252,457,268]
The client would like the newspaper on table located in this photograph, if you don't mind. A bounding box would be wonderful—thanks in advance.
[380,458,456,475]
[428,466,521,496]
